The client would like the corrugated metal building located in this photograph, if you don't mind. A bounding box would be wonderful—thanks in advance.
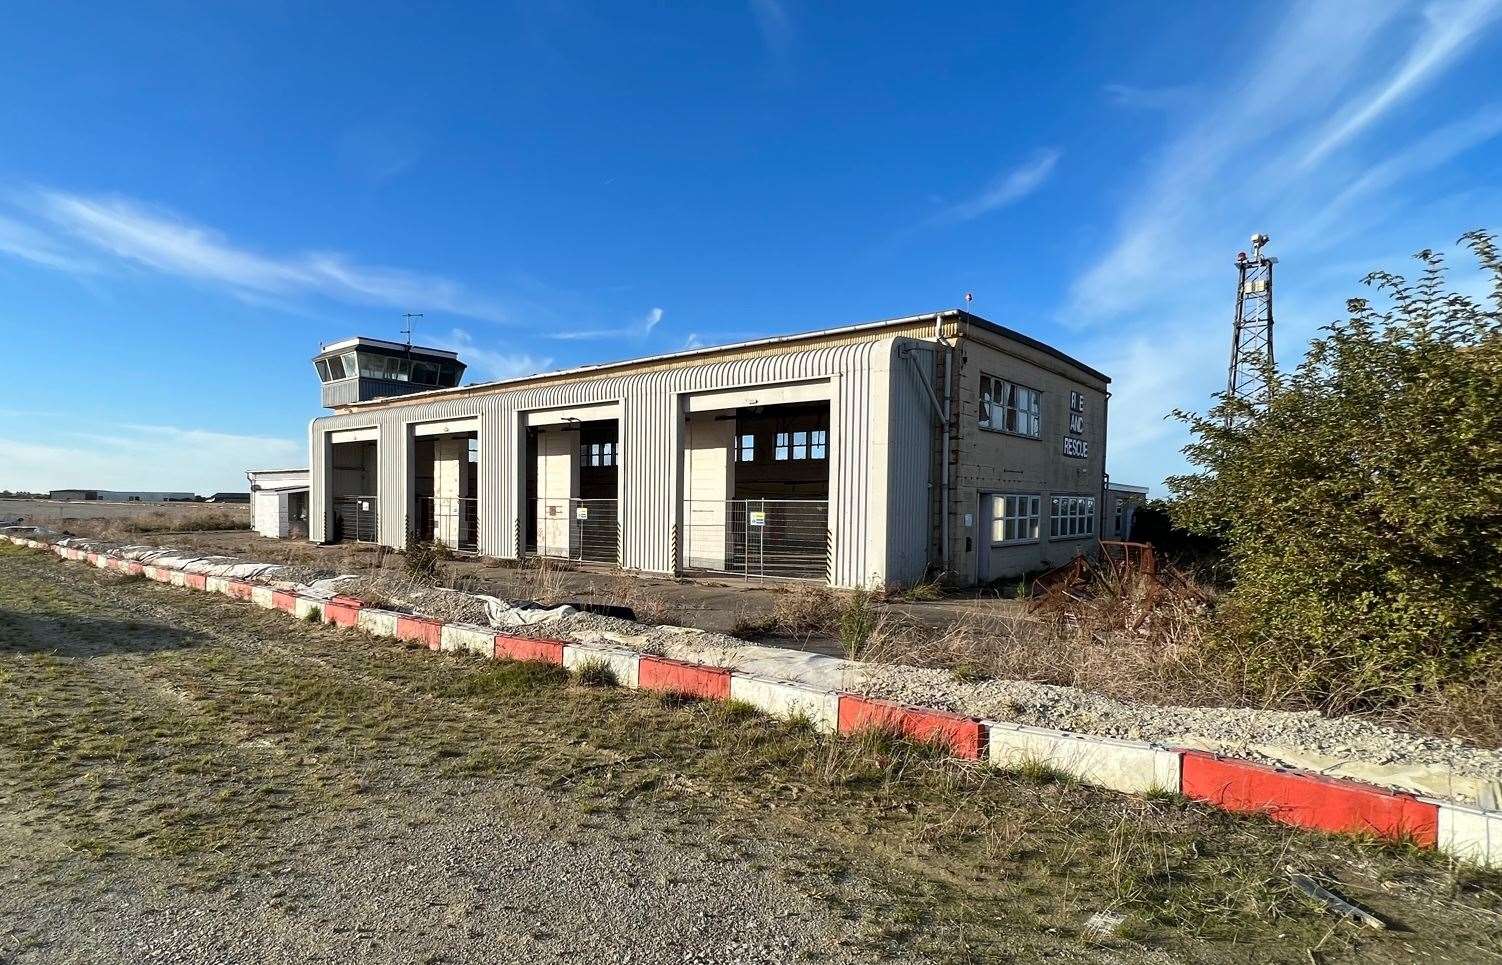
[307,310,1109,588]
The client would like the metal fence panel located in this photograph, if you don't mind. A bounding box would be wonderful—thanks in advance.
[533,498,619,565]
[682,499,829,581]
[332,495,379,544]
[412,496,478,553]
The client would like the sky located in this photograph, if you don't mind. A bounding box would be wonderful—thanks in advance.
[2,1,1501,495]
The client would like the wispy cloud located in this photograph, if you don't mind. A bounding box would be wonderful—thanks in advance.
[0,188,511,322]
[749,0,795,80]
[1102,83,1197,112]
[0,421,303,494]
[933,149,1061,225]
[1299,0,1502,168]
[1063,2,1502,490]
[431,328,551,382]
[0,212,100,273]
[550,306,664,341]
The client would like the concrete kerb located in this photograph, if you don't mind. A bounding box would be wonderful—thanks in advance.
[1427,799,1502,868]
[19,538,1499,865]
[356,608,401,639]
[985,720,1182,795]
[729,673,840,733]
[251,586,276,609]
[561,643,641,689]
[440,623,496,656]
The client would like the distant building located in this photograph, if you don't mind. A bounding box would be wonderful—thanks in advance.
[206,492,251,504]
[247,469,310,539]
[49,490,195,503]
[1104,483,1149,541]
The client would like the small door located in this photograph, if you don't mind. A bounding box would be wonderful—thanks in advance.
[976,494,994,584]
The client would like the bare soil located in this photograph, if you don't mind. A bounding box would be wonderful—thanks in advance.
[2,542,1501,964]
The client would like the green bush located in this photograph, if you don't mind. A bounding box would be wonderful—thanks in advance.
[404,538,449,582]
[1168,231,1502,708]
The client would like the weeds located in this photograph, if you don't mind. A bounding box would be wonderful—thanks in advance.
[837,589,880,659]
[770,585,836,639]
[404,538,449,582]
[573,657,619,688]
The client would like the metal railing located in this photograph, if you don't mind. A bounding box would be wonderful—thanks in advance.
[532,498,619,564]
[332,495,379,544]
[411,496,478,553]
[681,499,829,581]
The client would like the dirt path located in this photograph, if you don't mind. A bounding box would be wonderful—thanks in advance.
[1,544,1499,964]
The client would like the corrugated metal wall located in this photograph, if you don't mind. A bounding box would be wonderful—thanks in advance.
[885,338,939,585]
[310,338,911,587]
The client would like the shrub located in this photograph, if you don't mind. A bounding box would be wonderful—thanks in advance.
[1168,231,1502,709]
[404,538,449,583]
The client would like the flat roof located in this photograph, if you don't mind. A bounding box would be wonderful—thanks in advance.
[316,337,460,360]
[336,308,1108,411]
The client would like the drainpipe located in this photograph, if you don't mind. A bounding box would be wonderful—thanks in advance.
[903,312,958,577]
[939,325,953,574]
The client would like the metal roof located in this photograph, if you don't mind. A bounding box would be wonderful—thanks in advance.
[337,308,1108,411]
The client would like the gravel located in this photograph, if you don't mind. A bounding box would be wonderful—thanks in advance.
[3,783,900,965]
[516,611,1502,804]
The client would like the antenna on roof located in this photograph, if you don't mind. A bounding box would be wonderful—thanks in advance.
[401,312,423,350]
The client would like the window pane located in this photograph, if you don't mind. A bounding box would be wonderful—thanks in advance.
[775,432,789,460]
[315,358,330,382]
[327,355,345,379]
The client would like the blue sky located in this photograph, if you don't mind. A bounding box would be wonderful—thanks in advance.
[2,1,1500,494]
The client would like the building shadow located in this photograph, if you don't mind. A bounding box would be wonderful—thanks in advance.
[0,610,208,658]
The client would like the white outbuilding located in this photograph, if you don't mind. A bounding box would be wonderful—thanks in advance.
[246,468,310,539]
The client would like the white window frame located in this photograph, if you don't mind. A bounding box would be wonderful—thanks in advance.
[979,374,1042,438]
[990,494,1040,545]
[1049,495,1096,540]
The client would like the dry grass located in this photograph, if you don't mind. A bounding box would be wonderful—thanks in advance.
[769,584,837,638]
[95,509,249,539]
[598,574,677,625]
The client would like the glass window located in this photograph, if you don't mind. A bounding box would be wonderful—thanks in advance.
[991,494,1040,544]
[810,429,827,459]
[736,434,755,462]
[774,432,789,460]
[792,430,808,460]
[342,353,358,380]
[326,355,346,380]
[412,361,438,385]
[979,374,1041,437]
[1049,496,1096,539]
[315,358,331,382]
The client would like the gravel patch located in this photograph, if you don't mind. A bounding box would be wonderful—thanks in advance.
[515,611,1502,803]
[2,784,897,965]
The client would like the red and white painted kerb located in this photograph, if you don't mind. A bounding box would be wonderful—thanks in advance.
[7,531,1499,868]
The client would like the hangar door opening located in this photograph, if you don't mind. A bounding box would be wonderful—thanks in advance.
[681,399,829,581]
[329,437,378,543]
[524,415,620,565]
[411,427,479,553]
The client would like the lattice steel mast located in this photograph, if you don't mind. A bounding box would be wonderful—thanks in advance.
[1225,233,1276,424]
